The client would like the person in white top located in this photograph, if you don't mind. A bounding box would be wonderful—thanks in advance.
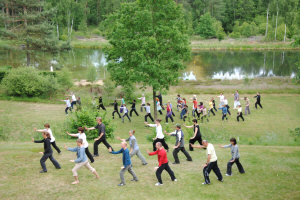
[224,97,231,115]
[236,105,244,122]
[66,127,94,163]
[34,123,61,154]
[61,97,72,115]
[138,94,146,112]
[156,98,163,115]
[66,93,77,109]
[191,140,223,185]
[145,119,169,151]
[144,103,154,122]
[121,104,131,123]
[217,93,225,107]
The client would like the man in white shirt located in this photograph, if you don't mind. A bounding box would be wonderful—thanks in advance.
[138,94,146,112]
[67,93,77,109]
[224,97,231,115]
[144,103,154,122]
[191,140,223,185]
[145,119,169,151]
[217,93,225,107]
[61,97,72,114]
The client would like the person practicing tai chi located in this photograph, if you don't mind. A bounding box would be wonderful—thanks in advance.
[220,138,245,176]
[244,97,250,115]
[191,95,198,118]
[144,103,154,122]
[65,139,99,185]
[97,96,106,111]
[180,104,189,122]
[254,92,263,109]
[191,140,223,185]
[184,119,202,151]
[147,142,177,186]
[138,94,146,112]
[165,102,174,123]
[32,132,61,173]
[61,97,72,115]
[145,119,169,151]
[224,97,231,115]
[208,98,216,116]
[233,90,240,109]
[219,104,228,121]
[236,105,244,122]
[121,104,131,123]
[117,130,147,165]
[34,123,61,154]
[165,124,192,164]
[156,92,165,110]
[66,127,94,163]
[66,92,77,110]
[156,98,163,115]
[85,117,113,157]
[217,93,225,107]
[129,99,139,117]
[112,100,121,119]
[109,142,138,186]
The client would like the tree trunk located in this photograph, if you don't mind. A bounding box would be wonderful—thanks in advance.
[153,89,157,120]
[26,42,30,66]
[57,23,59,40]
[265,5,269,38]
[284,24,286,42]
[275,5,278,41]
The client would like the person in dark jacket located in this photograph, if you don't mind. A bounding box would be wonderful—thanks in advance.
[156,92,165,110]
[97,96,106,111]
[129,100,139,117]
[254,92,263,109]
[32,132,61,173]
[112,100,121,119]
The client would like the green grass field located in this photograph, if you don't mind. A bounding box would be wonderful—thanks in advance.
[0,93,300,199]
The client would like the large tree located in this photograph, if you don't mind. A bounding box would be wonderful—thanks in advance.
[105,0,190,118]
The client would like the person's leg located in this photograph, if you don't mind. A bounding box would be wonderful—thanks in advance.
[49,154,61,169]
[164,163,176,181]
[170,115,174,122]
[117,111,121,118]
[153,139,158,151]
[211,109,215,116]
[180,147,192,161]
[248,107,251,114]
[65,107,68,114]
[226,160,234,175]
[51,141,61,153]
[212,161,223,181]
[222,114,225,121]
[126,113,131,122]
[172,148,180,163]
[112,111,116,119]
[172,110,175,117]
[93,139,101,156]
[203,163,212,184]
[136,150,147,164]
[122,113,125,123]
[101,105,106,111]
[85,147,94,163]
[255,102,258,109]
[120,166,128,184]
[40,153,50,172]
[134,109,139,116]
[259,102,263,109]
[189,138,196,151]
[149,114,154,122]
[196,136,203,145]
[159,138,169,150]
[101,138,113,151]
[165,115,169,123]
[155,165,164,184]
[241,113,244,121]
[130,109,133,117]
[237,115,239,122]
[128,165,138,181]
[227,105,231,115]
[145,114,148,122]
[72,163,83,184]
[84,161,99,178]
[235,158,245,173]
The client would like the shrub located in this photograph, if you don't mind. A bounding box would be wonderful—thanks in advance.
[291,35,300,47]
[60,34,68,41]
[1,67,58,97]
[213,20,226,41]
[229,31,241,39]
[87,66,97,83]
[289,127,300,142]
[57,68,73,90]
[195,13,216,39]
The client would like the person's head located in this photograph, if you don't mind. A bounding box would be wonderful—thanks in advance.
[236,90,238,93]
[133,100,136,103]
[202,140,208,147]
[129,130,135,136]
[96,117,102,124]
[238,105,241,108]
[77,97,80,100]
[156,98,159,102]
[155,142,162,150]
[147,103,150,106]
[223,104,226,107]
[183,98,186,101]
[77,127,84,134]
[114,99,117,103]
[230,138,237,145]
[76,138,83,146]
[123,104,126,107]
[220,92,223,95]
[184,105,188,108]
[211,97,214,100]
[176,124,181,130]
[177,94,180,97]
[43,132,51,139]
[99,96,102,99]
[192,119,197,124]
[155,119,162,125]
[121,141,127,149]
[44,123,50,129]
[257,92,260,95]
[244,97,247,100]
[66,97,69,100]
[200,102,203,106]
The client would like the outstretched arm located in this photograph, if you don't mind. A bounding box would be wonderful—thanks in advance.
[66,132,78,137]
[184,124,193,128]
[190,144,205,149]
[85,127,96,131]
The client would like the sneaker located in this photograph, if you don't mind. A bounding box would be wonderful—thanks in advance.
[142,163,148,165]
[173,179,177,182]
[218,179,224,182]
[186,159,192,162]
[155,182,163,186]
[202,182,210,185]
[131,179,138,182]
[226,174,232,176]
[40,170,47,173]
[172,162,180,164]
[93,155,99,157]
[118,183,125,186]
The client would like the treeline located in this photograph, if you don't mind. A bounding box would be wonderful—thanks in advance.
[1,0,299,42]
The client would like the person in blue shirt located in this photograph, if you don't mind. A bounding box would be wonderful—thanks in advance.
[65,139,99,185]
[110,142,138,186]
[219,104,228,121]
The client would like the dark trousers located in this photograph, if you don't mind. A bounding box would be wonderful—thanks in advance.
[173,147,192,163]
[255,101,263,109]
[112,110,121,119]
[203,160,223,184]
[213,105,217,112]
[171,110,175,117]
[122,113,131,122]
[237,113,244,122]
[85,147,94,163]
[98,104,106,111]
[130,108,139,117]
[222,113,228,121]
[158,110,163,115]
[71,101,76,109]
[196,110,202,118]
[93,137,113,156]
[227,158,245,175]
[165,115,174,123]
[208,108,215,116]
[156,162,176,184]
[226,105,231,115]
[51,141,61,153]
[40,152,61,172]
[189,135,202,151]
[145,113,154,122]
[153,138,169,151]
[65,107,71,114]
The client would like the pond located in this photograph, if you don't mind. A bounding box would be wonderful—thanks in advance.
[0,48,299,80]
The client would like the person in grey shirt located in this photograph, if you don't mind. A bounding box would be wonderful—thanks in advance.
[117,130,147,165]
[220,137,245,176]
[234,90,240,109]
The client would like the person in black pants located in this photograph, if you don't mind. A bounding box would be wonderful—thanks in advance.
[184,119,202,151]
[165,124,192,164]
[212,98,217,112]
[121,104,131,123]
[112,100,121,119]
[32,132,61,173]
[254,92,263,109]
[156,92,165,110]
[85,117,113,157]
[97,96,106,111]
[130,100,139,117]
[145,120,169,151]
[236,105,244,122]
[144,103,154,122]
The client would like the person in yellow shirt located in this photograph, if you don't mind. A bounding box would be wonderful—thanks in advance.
[208,98,215,116]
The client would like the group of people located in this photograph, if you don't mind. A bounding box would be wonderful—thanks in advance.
[32,116,245,186]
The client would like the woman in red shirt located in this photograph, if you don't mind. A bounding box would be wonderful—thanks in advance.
[147,142,177,186]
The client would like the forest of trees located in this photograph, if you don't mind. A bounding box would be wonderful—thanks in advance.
[0,0,299,43]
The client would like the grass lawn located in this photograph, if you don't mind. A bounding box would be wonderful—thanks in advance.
[0,93,300,199]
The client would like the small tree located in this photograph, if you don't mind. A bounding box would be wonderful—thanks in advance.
[195,13,216,38]
[105,0,190,119]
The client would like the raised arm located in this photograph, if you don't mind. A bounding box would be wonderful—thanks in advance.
[85,127,96,131]
[190,144,205,149]
[66,132,78,137]
[148,150,158,156]
[184,124,193,128]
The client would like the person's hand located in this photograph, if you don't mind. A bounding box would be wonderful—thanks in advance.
[230,160,235,163]
[173,146,177,149]
[116,136,121,140]
[190,137,194,139]
[64,144,68,149]
[154,167,159,171]
[164,130,167,133]
[202,163,207,168]
[219,145,223,148]
[190,144,194,148]
[121,166,124,169]
[94,138,98,141]
[109,148,112,153]
[70,160,75,163]
[33,128,37,131]
[39,152,44,154]
[66,132,70,135]
[84,127,88,130]
[146,149,150,154]
[31,138,34,142]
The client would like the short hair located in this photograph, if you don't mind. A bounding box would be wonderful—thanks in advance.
[77,138,83,144]
[230,138,237,145]
[77,127,84,133]
[202,140,207,144]
[44,123,50,128]
[130,130,135,135]
[156,142,162,147]
[192,119,197,123]
[147,103,150,106]
[121,141,127,146]
[44,132,51,139]
[156,119,162,123]
[96,117,102,122]
[176,124,181,129]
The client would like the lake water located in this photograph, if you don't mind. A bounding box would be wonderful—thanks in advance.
[0,49,298,80]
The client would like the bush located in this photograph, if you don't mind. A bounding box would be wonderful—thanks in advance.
[289,127,300,142]
[87,66,97,83]
[213,20,226,41]
[60,34,68,41]
[65,107,114,140]
[291,35,300,47]
[229,31,241,39]
[195,13,216,39]
[57,68,73,90]
[91,29,102,35]
[1,67,58,97]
